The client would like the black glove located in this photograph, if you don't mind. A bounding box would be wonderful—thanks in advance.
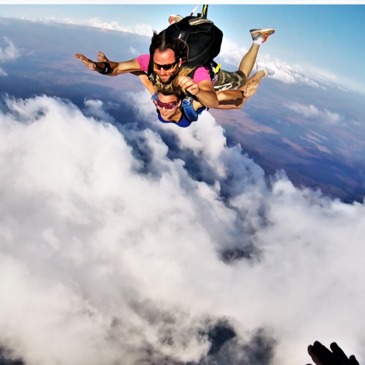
[307,341,359,365]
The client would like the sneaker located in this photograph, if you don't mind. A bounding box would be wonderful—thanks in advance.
[168,14,183,25]
[250,28,275,43]
[256,61,275,77]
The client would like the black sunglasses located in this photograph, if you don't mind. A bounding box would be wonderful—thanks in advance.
[153,61,178,71]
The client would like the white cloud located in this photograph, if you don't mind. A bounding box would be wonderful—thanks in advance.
[83,98,115,123]
[81,18,153,37]
[218,38,249,69]
[267,60,323,87]
[1,92,365,365]
[0,37,20,62]
[285,101,343,124]
[0,37,20,77]
[129,46,141,57]
[24,16,154,37]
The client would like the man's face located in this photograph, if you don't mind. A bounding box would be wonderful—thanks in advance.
[155,93,181,120]
[153,49,180,84]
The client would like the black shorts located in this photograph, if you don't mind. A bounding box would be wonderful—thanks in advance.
[213,70,247,91]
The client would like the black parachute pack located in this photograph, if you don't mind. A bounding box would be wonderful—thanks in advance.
[147,9,223,83]
[165,15,223,67]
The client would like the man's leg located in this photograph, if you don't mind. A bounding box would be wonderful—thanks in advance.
[238,43,261,80]
[216,70,266,109]
[238,28,275,79]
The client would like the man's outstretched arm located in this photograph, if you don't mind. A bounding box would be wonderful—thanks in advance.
[74,51,142,76]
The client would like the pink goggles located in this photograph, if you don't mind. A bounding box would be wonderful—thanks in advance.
[155,99,179,110]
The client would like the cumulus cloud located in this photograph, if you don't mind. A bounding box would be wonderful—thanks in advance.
[0,93,365,365]
[0,36,20,76]
[218,38,249,68]
[266,60,323,87]
[83,98,115,123]
[285,101,343,124]
[0,36,19,61]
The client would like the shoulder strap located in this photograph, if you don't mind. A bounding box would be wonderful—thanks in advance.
[181,97,202,122]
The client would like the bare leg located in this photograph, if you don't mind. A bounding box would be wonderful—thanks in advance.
[238,43,260,79]
[238,28,275,79]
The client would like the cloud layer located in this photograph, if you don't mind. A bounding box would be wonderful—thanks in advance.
[23,16,154,37]
[0,93,365,365]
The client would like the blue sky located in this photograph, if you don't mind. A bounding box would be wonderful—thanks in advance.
[0,3,365,94]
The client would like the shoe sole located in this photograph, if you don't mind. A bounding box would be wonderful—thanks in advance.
[250,28,275,43]
[250,28,275,35]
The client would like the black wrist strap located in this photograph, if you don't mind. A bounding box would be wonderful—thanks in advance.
[98,62,112,75]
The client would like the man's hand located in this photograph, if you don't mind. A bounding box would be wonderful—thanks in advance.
[74,53,97,71]
[178,76,200,96]
[74,52,111,74]
[241,78,260,98]
[308,341,359,365]
[96,51,109,63]
[75,52,142,77]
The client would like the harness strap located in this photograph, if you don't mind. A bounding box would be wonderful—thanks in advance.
[182,97,201,122]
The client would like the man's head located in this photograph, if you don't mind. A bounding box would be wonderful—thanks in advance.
[154,92,182,121]
[149,30,187,84]
[152,48,182,84]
